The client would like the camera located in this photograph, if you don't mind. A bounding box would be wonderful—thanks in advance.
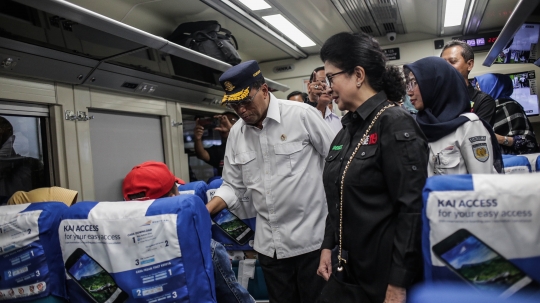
[198,117,220,129]
[386,32,397,42]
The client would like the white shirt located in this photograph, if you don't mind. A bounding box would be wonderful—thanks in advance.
[323,106,342,135]
[214,93,335,259]
[427,113,497,177]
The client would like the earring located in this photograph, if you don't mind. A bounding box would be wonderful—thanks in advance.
[356,82,361,87]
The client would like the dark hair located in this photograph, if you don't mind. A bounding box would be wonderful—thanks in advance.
[221,111,239,122]
[160,183,178,198]
[251,79,266,90]
[287,90,303,100]
[309,66,325,82]
[403,67,412,80]
[0,116,13,146]
[441,40,474,62]
[320,32,405,101]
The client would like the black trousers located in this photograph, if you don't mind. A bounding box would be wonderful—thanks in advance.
[258,249,325,303]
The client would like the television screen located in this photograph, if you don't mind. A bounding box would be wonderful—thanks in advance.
[493,23,539,64]
[508,71,539,116]
[470,71,539,116]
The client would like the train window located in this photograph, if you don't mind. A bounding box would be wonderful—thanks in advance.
[182,110,222,183]
[0,103,52,205]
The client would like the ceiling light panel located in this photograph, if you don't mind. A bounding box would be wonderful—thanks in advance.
[262,14,316,47]
[237,0,271,11]
[444,0,467,27]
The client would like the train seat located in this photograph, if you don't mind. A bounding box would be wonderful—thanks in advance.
[519,152,540,172]
[206,178,256,251]
[422,174,540,298]
[58,196,216,303]
[178,181,209,204]
[206,179,268,301]
[502,154,532,174]
[0,202,69,302]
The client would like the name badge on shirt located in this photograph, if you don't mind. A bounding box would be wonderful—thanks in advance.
[362,133,378,145]
[468,136,486,143]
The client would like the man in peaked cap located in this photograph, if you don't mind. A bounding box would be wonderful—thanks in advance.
[206,60,335,303]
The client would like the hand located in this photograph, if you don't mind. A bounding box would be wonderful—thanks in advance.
[307,71,327,103]
[193,119,204,141]
[383,284,406,303]
[317,249,332,281]
[206,196,228,215]
[214,115,233,133]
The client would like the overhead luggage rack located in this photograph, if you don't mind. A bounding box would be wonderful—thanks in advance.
[0,0,289,104]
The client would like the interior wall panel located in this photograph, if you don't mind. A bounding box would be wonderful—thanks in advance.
[0,75,56,104]
[55,83,84,200]
[73,86,96,201]
[89,109,165,202]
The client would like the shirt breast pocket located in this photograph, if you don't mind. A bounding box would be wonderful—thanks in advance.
[434,148,460,174]
[235,151,260,185]
[348,145,380,187]
[274,141,304,177]
[324,150,343,189]
[353,145,377,161]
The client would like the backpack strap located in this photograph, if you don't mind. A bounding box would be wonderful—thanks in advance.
[193,31,237,61]
[219,28,239,50]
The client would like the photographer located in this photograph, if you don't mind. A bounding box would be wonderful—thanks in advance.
[193,111,239,176]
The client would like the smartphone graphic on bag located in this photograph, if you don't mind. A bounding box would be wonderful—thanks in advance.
[432,229,540,298]
[212,209,254,245]
[65,248,129,303]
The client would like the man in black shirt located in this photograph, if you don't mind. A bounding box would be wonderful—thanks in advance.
[441,40,496,125]
[193,112,238,176]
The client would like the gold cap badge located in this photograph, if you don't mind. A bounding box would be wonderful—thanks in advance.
[224,81,235,92]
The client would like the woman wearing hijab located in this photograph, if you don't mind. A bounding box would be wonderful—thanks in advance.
[475,73,539,155]
[317,32,428,303]
[404,57,502,176]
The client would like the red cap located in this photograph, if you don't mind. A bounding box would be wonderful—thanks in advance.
[122,161,185,201]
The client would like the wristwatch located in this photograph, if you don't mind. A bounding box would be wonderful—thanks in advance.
[503,136,509,146]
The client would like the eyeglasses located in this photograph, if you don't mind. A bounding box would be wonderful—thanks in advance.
[226,88,260,110]
[406,79,418,92]
[326,70,349,87]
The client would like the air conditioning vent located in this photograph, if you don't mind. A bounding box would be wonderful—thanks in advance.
[360,26,373,34]
[383,23,395,32]
[121,82,139,89]
[333,0,405,37]
[372,6,396,20]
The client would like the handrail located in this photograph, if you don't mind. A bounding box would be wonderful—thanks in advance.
[482,0,540,67]
[13,0,290,92]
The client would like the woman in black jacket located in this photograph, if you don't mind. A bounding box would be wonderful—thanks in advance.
[317,32,428,303]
